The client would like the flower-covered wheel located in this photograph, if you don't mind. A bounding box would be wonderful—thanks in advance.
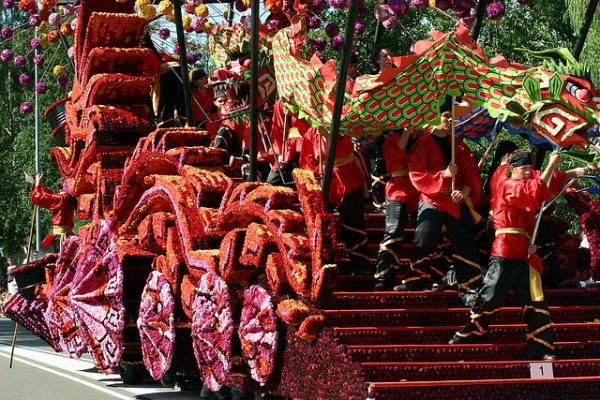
[190,272,234,391]
[45,236,87,358]
[137,270,175,381]
[70,222,125,374]
[239,285,278,384]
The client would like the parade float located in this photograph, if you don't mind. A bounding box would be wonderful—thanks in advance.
[4,0,600,399]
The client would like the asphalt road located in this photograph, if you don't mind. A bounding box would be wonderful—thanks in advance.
[0,316,203,400]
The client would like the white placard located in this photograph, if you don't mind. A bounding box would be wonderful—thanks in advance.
[530,362,554,379]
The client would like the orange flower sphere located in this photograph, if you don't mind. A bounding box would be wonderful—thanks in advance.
[47,30,61,43]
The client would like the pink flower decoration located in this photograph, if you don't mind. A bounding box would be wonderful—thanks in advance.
[325,22,339,38]
[20,101,33,114]
[48,12,61,25]
[190,17,204,33]
[137,271,175,381]
[354,20,366,35]
[191,272,234,391]
[19,72,33,85]
[33,54,44,65]
[57,75,69,87]
[486,1,505,20]
[238,285,278,384]
[14,55,26,67]
[388,0,408,17]
[328,0,349,9]
[2,26,13,38]
[35,81,48,94]
[3,293,60,350]
[433,0,451,10]
[357,0,367,14]
[307,15,321,30]
[3,0,15,8]
[45,236,88,358]
[30,37,41,49]
[1,48,13,62]
[187,52,198,64]
[331,35,344,50]
[70,222,125,374]
[411,0,429,9]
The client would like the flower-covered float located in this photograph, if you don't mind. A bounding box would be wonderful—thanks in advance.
[4,0,600,399]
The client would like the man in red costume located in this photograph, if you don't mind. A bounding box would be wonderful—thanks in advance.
[399,100,483,306]
[372,128,419,290]
[300,127,371,275]
[31,174,76,253]
[265,98,309,187]
[448,150,586,360]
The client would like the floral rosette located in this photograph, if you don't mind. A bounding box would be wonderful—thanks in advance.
[70,232,125,374]
[238,285,279,384]
[45,235,88,358]
[276,299,310,326]
[137,271,176,381]
[190,272,234,391]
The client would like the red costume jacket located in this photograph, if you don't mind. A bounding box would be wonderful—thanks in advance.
[191,87,214,126]
[491,177,554,271]
[31,183,75,247]
[268,100,308,171]
[300,127,365,206]
[383,131,419,211]
[408,133,482,218]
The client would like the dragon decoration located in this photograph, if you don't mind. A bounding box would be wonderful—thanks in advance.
[5,0,600,398]
[207,22,277,121]
[272,10,600,148]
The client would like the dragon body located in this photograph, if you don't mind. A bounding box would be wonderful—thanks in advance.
[272,15,600,147]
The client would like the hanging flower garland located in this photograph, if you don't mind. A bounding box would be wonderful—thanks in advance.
[1,0,77,114]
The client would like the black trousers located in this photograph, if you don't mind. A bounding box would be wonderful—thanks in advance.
[455,256,556,359]
[374,200,410,289]
[404,201,483,293]
[329,186,371,273]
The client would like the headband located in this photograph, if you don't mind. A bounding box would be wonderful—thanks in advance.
[509,152,532,167]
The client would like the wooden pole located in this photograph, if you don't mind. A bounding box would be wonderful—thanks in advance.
[10,202,37,368]
[451,96,456,191]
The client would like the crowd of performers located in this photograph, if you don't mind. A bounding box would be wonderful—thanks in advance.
[11,45,595,393]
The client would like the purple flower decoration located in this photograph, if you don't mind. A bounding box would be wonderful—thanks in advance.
[383,15,400,29]
[20,102,33,114]
[282,0,293,11]
[354,20,366,35]
[328,0,349,10]
[20,72,33,86]
[3,0,14,8]
[388,0,408,17]
[67,46,74,58]
[331,35,344,50]
[28,14,41,27]
[1,48,13,62]
[35,81,48,94]
[325,22,339,38]
[307,15,321,30]
[70,18,77,30]
[62,4,75,15]
[48,12,61,25]
[33,54,44,65]
[235,0,248,12]
[1,26,12,38]
[311,0,327,14]
[411,0,429,9]
[434,0,451,10]
[452,0,475,9]
[14,55,26,67]
[311,36,327,52]
[486,1,505,20]
[357,0,367,14]
[57,75,69,87]
[30,37,41,50]
[159,27,171,39]
[173,44,179,55]
[186,52,198,64]
[375,4,391,22]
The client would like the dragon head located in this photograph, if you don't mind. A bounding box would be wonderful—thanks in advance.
[207,23,276,120]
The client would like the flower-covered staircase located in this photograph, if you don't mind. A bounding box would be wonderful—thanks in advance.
[324,210,600,400]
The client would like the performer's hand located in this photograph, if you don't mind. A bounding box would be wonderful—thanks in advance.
[451,189,464,203]
[35,173,43,186]
[443,162,457,178]
[527,244,538,256]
